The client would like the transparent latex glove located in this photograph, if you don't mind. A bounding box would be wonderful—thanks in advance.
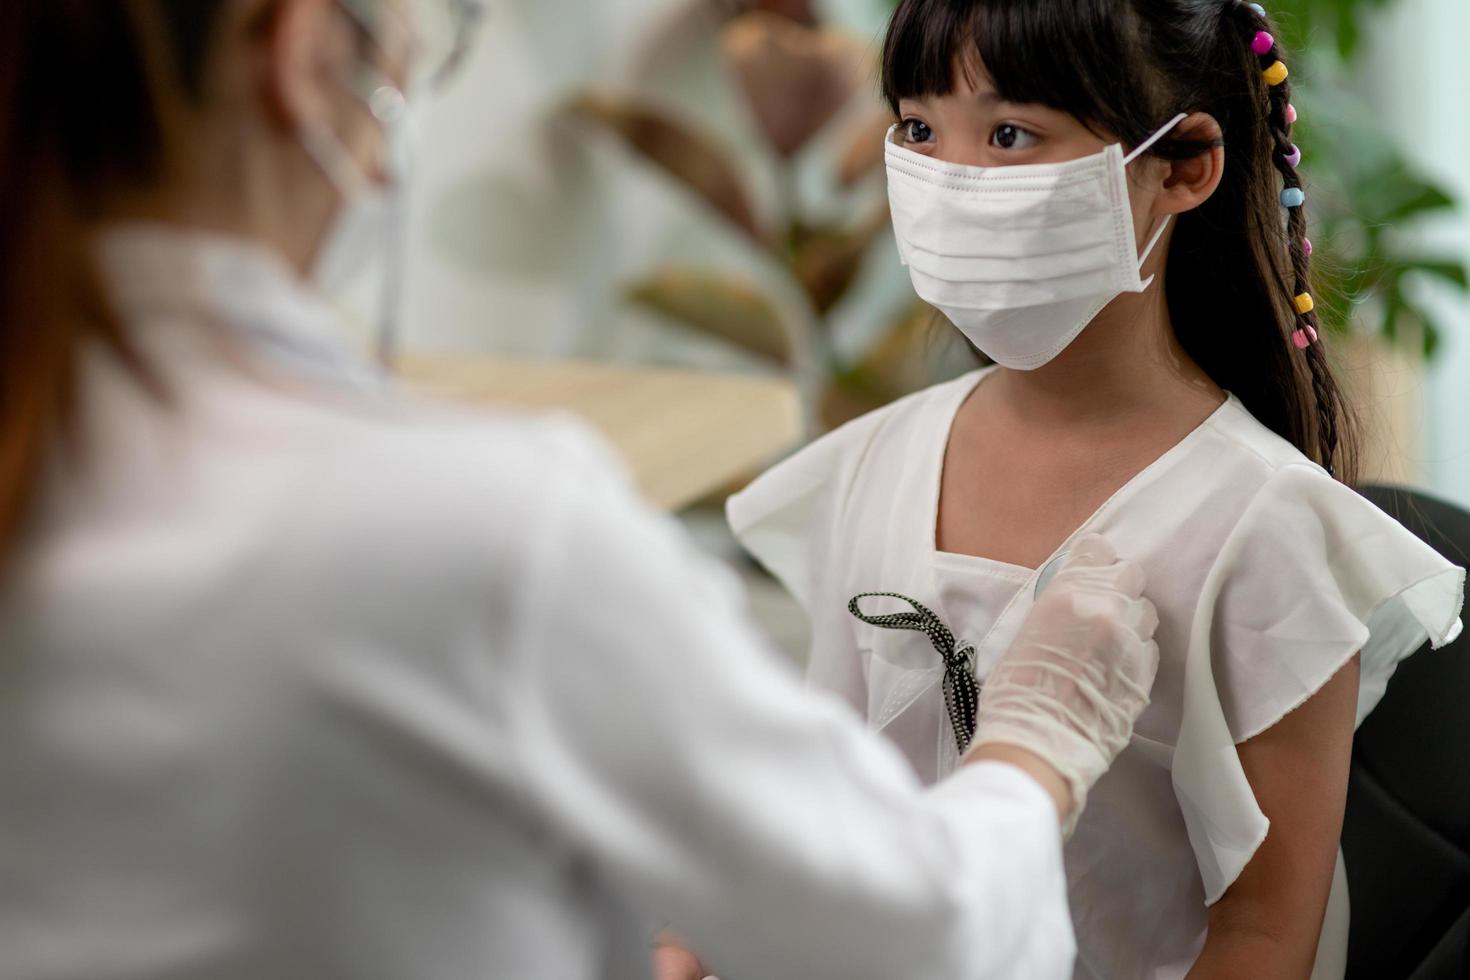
[967,534,1160,835]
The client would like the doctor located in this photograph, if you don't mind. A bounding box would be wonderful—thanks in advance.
[0,2,1159,979]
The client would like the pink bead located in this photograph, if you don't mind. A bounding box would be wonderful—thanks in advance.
[1285,103,1298,124]
[1292,327,1319,350]
[1303,237,1313,257]
[1252,31,1275,55]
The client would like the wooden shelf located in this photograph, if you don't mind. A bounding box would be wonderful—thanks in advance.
[397,356,803,511]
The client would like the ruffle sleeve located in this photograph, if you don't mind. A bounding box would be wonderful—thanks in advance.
[726,409,888,612]
[1175,463,1464,904]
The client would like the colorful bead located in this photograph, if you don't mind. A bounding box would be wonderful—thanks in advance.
[1252,31,1275,55]
[1249,3,1266,15]
[1291,326,1319,349]
[1281,187,1306,207]
[1263,60,1289,86]
[1294,292,1315,314]
[1286,103,1298,124]
[1303,237,1313,256]
[1284,144,1302,168]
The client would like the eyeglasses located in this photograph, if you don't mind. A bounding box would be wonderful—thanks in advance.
[338,0,487,91]
[414,0,487,89]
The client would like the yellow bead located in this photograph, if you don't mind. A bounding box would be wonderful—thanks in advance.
[1294,292,1315,314]
[1264,61,1289,86]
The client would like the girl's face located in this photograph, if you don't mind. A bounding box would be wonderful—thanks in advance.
[894,57,1174,266]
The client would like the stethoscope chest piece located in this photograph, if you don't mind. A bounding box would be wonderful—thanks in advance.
[1035,552,1069,600]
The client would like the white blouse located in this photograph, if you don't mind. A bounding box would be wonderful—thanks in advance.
[728,366,1465,980]
[0,230,1079,980]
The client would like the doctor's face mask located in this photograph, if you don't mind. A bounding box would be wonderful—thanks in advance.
[298,0,483,200]
[885,112,1185,372]
[298,0,484,354]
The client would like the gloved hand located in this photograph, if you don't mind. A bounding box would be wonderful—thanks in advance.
[967,534,1160,834]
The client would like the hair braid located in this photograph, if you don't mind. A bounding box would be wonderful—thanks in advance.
[1230,1,1353,481]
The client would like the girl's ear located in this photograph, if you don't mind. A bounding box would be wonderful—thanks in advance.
[1158,112,1225,215]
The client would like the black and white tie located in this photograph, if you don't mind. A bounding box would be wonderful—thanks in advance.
[847,593,979,753]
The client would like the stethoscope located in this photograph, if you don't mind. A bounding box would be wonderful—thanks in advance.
[1034,552,1070,598]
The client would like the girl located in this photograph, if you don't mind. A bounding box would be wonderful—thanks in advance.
[728,1,1464,977]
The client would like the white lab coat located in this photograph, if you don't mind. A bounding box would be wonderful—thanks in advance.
[0,226,1075,980]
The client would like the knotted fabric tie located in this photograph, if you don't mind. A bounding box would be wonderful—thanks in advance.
[848,593,978,753]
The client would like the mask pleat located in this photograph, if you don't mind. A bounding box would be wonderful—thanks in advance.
[881,114,1183,370]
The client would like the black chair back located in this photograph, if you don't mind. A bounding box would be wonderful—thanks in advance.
[1343,485,1470,979]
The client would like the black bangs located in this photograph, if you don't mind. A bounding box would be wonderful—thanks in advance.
[881,0,1165,149]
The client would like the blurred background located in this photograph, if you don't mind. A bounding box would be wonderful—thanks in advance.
[360,0,1470,658]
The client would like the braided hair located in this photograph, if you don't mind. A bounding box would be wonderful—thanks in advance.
[882,0,1360,483]
[1226,0,1351,478]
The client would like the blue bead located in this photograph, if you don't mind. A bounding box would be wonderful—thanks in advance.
[1249,3,1266,15]
[1281,187,1306,208]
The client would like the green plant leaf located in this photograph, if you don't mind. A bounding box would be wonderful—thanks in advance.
[1379,280,1403,346]
[790,210,891,315]
[1399,258,1470,290]
[819,376,890,430]
[563,93,763,242]
[1274,0,1397,59]
[1354,165,1457,224]
[627,267,792,364]
[720,11,870,159]
[1335,9,1359,60]
[851,299,946,400]
[1422,312,1443,360]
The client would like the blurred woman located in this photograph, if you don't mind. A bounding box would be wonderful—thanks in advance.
[0,2,1159,978]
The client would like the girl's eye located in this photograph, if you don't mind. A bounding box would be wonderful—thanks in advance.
[900,119,935,145]
[991,124,1039,151]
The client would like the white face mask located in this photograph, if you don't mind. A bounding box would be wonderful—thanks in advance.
[886,113,1187,371]
[299,50,422,363]
[299,117,402,295]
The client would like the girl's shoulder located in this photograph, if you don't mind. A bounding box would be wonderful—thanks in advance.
[1125,392,1341,531]
[729,368,986,525]
[1203,393,1327,475]
[1132,392,1458,610]
[726,369,988,607]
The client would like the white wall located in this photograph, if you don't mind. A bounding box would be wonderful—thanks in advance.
[1363,0,1470,507]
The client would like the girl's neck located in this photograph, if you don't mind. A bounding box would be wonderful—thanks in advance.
[985,275,1224,429]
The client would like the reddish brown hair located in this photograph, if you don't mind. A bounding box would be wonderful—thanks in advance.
[0,0,228,560]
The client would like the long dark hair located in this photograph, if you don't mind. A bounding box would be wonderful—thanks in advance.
[0,0,229,563]
[882,0,1358,482]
